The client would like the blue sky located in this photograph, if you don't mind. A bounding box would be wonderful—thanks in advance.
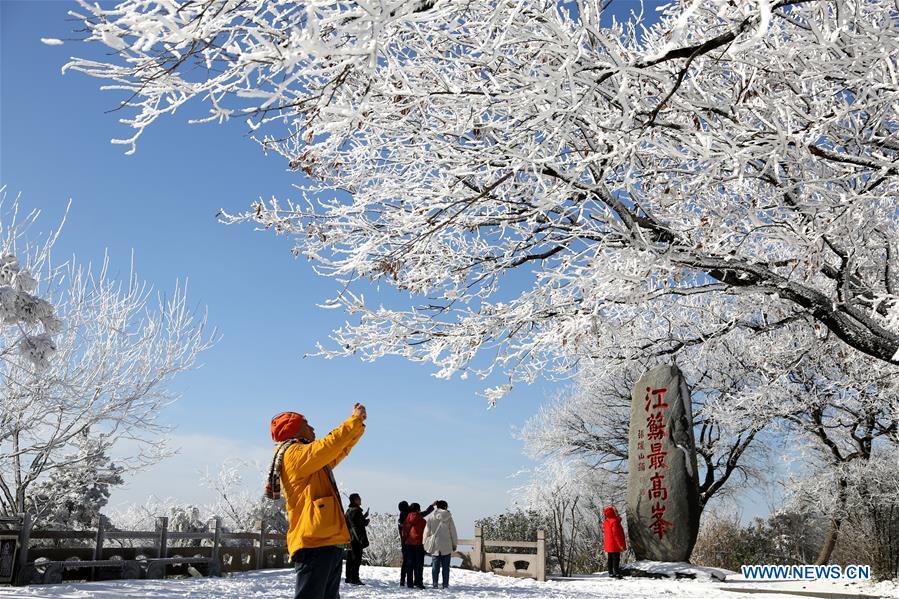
[1,0,775,534]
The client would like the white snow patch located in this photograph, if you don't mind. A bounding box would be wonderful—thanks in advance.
[725,573,899,599]
[0,566,892,598]
[625,560,733,581]
[40,38,64,46]
[674,443,694,478]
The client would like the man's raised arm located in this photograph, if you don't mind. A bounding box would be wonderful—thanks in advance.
[285,403,367,475]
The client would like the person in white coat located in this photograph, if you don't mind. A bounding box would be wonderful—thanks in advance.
[423,500,458,589]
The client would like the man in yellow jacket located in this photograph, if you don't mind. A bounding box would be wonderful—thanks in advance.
[269,403,366,599]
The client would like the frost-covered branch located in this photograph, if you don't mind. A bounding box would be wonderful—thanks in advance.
[68,0,899,398]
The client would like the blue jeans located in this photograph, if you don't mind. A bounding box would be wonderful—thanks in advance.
[432,553,451,587]
[293,545,344,599]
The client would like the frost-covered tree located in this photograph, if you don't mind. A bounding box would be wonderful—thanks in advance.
[515,459,612,575]
[107,498,209,549]
[766,509,827,567]
[201,461,288,534]
[787,453,899,574]
[68,0,899,400]
[696,329,899,564]
[523,351,768,513]
[107,497,170,533]
[521,295,821,517]
[31,431,124,530]
[768,342,899,564]
[167,505,208,536]
[0,205,215,519]
[0,193,60,372]
[842,456,899,580]
[364,512,403,567]
[201,462,260,532]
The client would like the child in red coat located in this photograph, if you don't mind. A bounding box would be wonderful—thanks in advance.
[603,506,627,579]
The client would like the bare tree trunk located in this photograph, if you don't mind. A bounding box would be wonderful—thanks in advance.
[815,518,841,565]
[815,477,848,565]
[13,430,23,514]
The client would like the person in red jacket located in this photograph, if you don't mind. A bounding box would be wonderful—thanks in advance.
[603,505,627,579]
[402,503,428,588]
[398,500,436,587]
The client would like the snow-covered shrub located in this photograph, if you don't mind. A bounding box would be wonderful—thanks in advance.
[476,509,550,557]
[252,496,288,536]
[364,512,402,567]
[32,433,124,531]
[690,513,779,571]
[167,506,210,548]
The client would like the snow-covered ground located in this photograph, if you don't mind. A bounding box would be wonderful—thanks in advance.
[0,566,895,598]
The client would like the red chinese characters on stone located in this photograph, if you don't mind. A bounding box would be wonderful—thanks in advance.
[650,502,674,538]
[642,386,674,540]
[648,472,668,501]
[647,412,666,441]
[644,387,669,412]
[647,443,667,469]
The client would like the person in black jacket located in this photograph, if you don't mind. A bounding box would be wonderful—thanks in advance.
[398,501,410,587]
[344,493,370,585]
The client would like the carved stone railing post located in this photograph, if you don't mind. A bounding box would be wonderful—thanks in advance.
[209,517,222,576]
[14,512,32,586]
[155,516,169,559]
[536,529,546,582]
[472,526,484,572]
[91,514,107,581]
[256,519,266,570]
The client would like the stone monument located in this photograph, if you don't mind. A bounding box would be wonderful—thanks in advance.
[626,364,700,562]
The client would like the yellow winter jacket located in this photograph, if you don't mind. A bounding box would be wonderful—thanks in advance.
[281,415,365,556]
